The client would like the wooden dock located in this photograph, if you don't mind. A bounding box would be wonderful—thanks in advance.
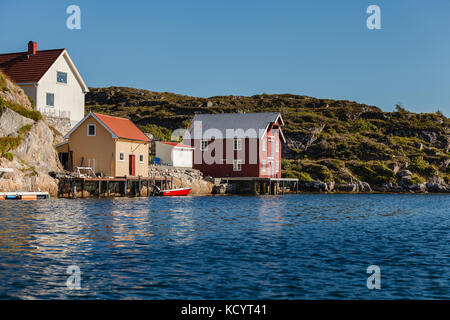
[221,177,300,195]
[58,175,174,198]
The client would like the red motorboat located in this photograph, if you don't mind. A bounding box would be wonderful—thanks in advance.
[160,187,192,196]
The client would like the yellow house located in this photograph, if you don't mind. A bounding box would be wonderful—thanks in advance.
[56,112,150,177]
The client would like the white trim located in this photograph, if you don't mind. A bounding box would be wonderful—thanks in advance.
[56,71,68,84]
[38,49,89,93]
[233,159,242,171]
[119,152,125,162]
[62,50,89,93]
[64,112,118,139]
[55,141,68,148]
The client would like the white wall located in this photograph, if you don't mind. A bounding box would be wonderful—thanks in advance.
[35,51,85,127]
[155,142,173,165]
[155,142,193,168]
[172,148,193,168]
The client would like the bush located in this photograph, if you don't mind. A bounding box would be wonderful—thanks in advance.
[0,124,33,158]
[3,152,14,161]
[409,156,435,176]
[0,97,42,121]
[395,103,409,113]
[347,160,396,185]
[140,123,172,141]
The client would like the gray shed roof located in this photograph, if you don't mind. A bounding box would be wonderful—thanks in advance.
[183,112,285,141]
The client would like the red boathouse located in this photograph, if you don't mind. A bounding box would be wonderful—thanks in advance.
[183,112,285,178]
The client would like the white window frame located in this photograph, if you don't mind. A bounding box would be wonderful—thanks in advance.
[46,92,54,107]
[87,124,96,136]
[56,71,67,84]
[139,154,144,163]
[200,140,208,151]
[275,160,279,173]
[233,159,242,171]
[262,138,266,151]
[233,138,242,151]
[276,139,279,153]
[119,152,125,162]
[262,160,266,172]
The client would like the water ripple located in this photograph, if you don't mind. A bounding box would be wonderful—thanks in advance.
[0,194,449,299]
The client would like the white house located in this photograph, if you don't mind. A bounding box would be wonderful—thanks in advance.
[0,41,89,128]
[155,141,194,168]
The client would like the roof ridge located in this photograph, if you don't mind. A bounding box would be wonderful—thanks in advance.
[0,48,65,56]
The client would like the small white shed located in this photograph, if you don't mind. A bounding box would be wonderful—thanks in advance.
[155,142,193,168]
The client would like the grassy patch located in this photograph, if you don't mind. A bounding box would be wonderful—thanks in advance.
[0,96,42,121]
[0,124,34,159]
[347,160,396,185]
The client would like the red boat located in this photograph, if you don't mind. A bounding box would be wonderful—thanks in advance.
[161,187,192,196]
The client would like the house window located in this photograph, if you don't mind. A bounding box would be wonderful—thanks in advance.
[275,160,279,173]
[201,140,208,151]
[46,93,54,107]
[276,139,279,153]
[262,160,266,172]
[119,153,125,161]
[57,71,67,84]
[262,138,266,151]
[233,138,242,151]
[87,124,96,136]
[233,159,242,171]
[139,154,144,163]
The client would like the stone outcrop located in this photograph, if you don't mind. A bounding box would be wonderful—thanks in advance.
[148,166,213,195]
[0,77,63,197]
[0,74,32,109]
[0,107,34,137]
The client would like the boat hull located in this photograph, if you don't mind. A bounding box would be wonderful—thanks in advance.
[161,188,192,196]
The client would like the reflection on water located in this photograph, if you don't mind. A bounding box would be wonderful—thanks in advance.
[0,194,449,299]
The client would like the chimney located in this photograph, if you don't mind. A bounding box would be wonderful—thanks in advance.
[28,41,37,55]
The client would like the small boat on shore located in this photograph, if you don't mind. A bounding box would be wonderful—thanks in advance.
[0,192,50,200]
[153,186,192,196]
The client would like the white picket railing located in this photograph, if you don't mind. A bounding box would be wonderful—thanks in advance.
[37,107,71,119]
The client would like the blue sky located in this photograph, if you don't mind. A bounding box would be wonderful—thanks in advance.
[1,0,449,115]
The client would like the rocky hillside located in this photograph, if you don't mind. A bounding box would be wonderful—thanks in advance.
[0,72,62,196]
[87,86,450,192]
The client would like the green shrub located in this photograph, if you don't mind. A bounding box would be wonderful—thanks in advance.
[140,123,172,141]
[410,174,426,184]
[297,172,314,182]
[0,124,34,158]
[3,152,14,161]
[395,103,409,113]
[409,156,435,176]
[0,72,9,91]
[347,160,396,185]
[0,97,42,121]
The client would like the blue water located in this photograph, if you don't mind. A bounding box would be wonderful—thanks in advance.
[0,194,448,299]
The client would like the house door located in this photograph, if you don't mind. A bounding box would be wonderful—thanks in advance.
[129,155,136,176]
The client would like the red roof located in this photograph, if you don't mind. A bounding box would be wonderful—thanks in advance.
[160,142,193,148]
[0,49,64,83]
[94,113,150,142]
